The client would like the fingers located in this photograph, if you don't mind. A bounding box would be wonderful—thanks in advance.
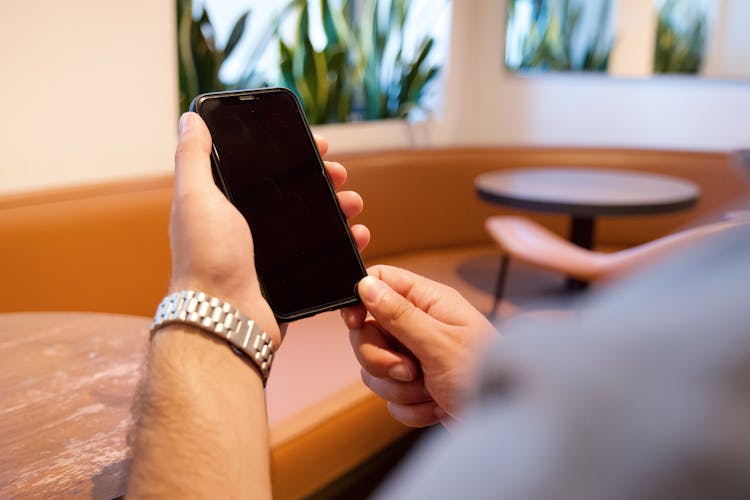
[328,164,368,251]
[361,365,444,427]
[323,157,367,252]
[387,401,445,428]
[367,265,453,314]
[341,303,367,329]
[314,134,329,157]
[356,275,440,357]
[350,224,371,251]
[174,112,215,197]
[324,161,347,189]
[350,322,419,382]
[361,369,430,405]
[337,191,363,220]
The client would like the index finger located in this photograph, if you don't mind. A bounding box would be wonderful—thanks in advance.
[356,275,442,358]
[367,265,455,318]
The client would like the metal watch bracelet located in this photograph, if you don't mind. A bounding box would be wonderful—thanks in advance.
[150,290,274,385]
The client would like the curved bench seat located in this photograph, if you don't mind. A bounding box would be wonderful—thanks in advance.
[0,146,746,498]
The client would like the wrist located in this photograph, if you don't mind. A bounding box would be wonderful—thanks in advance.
[151,324,265,388]
[151,290,277,384]
[167,278,281,347]
[131,324,271,498]
[168,276,258,312]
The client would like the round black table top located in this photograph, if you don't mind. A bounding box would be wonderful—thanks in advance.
[475,167,700,217]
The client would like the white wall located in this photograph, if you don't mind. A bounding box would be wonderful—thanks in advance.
[608,0,657,77]
[447,0,750,150]
[0,2,178,194]
[1,0,750,195]
[704,0,750,79]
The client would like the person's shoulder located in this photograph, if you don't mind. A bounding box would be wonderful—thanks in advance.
[375,224,750,500]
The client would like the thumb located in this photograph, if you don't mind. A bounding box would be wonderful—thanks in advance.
[174,112,215,197]
[357,276,439,358]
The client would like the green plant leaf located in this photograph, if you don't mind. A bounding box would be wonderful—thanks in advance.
[654,0,706,74]
[279,39,298,94]
[400,37,435,102]
[298,1,310,48]
[197,8,216,51]
[238,3,295,89]
[177,0,198,111]
[265,0,446,122]
[509,0,614,72]
[224,11,250,57]
[321,0,344,46]
[191,10,221,91]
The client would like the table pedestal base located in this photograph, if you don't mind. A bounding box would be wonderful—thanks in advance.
[566,216,595,290]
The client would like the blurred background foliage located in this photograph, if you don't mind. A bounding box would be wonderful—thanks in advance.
[177,0,443,124]
[505,0,613,72]
[506,0,714,76]
[177,0,250,112]
[653,0,707,74]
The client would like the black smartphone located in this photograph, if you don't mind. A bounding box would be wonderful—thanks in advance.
[190,88,367,322]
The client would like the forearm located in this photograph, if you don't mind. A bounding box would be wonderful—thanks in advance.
[127,325,271,499]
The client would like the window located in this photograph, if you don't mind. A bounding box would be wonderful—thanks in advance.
[177,0,452,123]
[505,0,615,73]
[504,0,750,79]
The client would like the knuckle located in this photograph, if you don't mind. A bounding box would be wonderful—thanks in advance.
[174,141,197,161]
[390,297,415,323]
[367,264,386,276]
[423,285,443,306]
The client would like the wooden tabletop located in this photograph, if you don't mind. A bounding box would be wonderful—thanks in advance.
[475,167,700,217]
[0,311,408,499]
[0,312,149,498]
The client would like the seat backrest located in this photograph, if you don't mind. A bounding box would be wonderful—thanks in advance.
[336,146,749,254]
[2,146,746,314]
[0,177,173,316]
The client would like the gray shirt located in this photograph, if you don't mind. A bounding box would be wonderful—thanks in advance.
[378,224,750,500]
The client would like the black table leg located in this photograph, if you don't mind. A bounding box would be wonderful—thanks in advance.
[566,216,596,290]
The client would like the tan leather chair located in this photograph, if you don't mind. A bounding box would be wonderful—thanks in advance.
[485,216,745,319]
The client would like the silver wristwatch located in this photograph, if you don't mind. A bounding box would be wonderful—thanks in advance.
[150,290,274,385]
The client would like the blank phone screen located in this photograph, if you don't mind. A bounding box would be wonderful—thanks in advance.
[196,89,366,320]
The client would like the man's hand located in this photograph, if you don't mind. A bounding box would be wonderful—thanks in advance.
[342,265,498,427]
[169,111,278,342]
[128,113,370,498]
[169,112,370,346]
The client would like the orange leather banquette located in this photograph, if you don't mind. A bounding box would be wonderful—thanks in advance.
[1,146,746,316]
[1,146,747,498]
